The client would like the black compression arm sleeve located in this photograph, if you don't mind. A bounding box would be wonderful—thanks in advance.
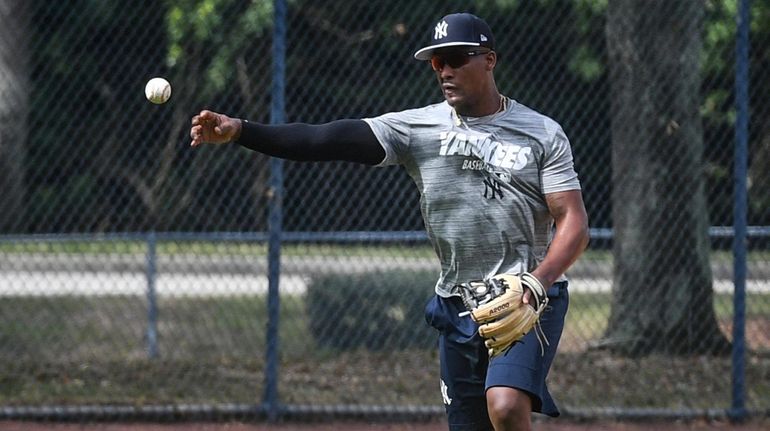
[236,119,386,166]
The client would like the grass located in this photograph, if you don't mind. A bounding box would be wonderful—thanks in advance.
[3,292,770,408]
[5,238,770,274]
[2,233,769,414]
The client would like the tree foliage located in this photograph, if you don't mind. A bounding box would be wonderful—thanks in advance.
[19,0,767,233]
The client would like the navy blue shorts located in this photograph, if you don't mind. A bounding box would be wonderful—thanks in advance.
[424,282,569,431]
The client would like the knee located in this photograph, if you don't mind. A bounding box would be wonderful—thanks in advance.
[486,387,532,430]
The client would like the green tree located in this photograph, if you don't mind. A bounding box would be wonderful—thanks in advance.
[125,0,276,230]
[0,0,29,232]
[28,0,169,232]
[708,0,770,224]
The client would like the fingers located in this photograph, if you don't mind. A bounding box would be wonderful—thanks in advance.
[190,112,204,147]
[189,110,238,147]
[191,110,216,127]
[190,110,220,147]
[190,124,203,147]
[191,111,208,126]
[196,110,215,123]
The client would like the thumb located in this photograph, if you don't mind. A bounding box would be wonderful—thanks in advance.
[213,119,234,137]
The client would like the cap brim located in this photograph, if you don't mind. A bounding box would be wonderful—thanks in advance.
[413,41,480,60]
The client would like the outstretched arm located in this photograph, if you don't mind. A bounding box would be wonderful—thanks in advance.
[190,110,386,166]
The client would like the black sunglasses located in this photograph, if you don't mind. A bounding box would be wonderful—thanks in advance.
[430,49,491,71]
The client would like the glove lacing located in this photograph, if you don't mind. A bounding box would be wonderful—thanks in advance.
[519,273,550,357]
[534,319,550,356]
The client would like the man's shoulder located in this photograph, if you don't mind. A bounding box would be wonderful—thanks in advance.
[507,100,564,140]
[364,101,450,131]
[387,101,449,118]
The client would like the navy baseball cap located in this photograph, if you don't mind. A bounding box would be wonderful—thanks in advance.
[413,13,495,60]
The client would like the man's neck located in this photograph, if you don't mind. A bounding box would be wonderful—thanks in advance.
[455,91,503,117]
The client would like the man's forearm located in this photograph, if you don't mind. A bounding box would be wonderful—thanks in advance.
[236,119,385,165]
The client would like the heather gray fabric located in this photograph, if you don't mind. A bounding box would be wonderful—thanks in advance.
[364,97,581,297]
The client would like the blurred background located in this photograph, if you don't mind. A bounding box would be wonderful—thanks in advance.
[0,0,768,424]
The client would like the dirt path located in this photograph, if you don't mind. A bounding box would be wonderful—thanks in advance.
[2,419,769,431]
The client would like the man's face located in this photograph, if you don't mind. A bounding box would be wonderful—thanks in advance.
[430,47,495,112]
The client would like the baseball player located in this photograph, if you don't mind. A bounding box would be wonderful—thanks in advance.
[190,13,589,431]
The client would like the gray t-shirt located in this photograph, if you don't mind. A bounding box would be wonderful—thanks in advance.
[364,97,581,297]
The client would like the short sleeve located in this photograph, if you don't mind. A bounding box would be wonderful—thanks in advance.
[541,122,581,194]
[362,111,412,167]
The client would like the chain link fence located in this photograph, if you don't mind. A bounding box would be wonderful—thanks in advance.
[1,0,769,423]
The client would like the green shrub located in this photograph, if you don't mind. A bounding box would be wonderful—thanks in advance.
[307,270,438,351]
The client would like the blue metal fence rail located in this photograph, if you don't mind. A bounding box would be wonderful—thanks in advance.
[145,231,159,359]
[264,0,287,421]
[2,226,769,245]
[730,0,751,421]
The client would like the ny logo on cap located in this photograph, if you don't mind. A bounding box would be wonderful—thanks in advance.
[434,20,448,39]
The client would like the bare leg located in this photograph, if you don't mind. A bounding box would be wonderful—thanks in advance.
[486,386,532,431]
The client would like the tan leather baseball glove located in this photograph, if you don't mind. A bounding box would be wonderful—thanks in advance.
[453,272,549,357]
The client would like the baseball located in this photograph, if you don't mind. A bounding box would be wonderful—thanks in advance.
[145,77,171,104]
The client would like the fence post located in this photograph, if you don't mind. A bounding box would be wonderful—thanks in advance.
[146,231,159,359]
[264,0,287,422]
[730,0,750,422]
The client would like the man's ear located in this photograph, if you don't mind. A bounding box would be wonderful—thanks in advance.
[486,51,497,71]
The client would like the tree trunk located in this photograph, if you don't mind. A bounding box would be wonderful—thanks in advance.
[0,0,29,232]
[604,0,731,356]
